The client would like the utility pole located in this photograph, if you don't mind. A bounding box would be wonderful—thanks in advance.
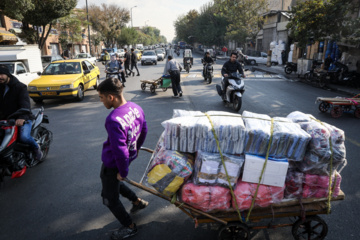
[86,0,92,55]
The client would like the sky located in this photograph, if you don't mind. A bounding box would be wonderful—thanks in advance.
[77,0,212,42]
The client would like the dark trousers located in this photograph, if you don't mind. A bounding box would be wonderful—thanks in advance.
[222,77,229,93]
[131,63,139,75]
[125,64,132,76]
[100,164,138,227]
[170,70,182,96]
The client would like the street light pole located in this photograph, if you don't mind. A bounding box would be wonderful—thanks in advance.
[131,6,137,28]
[86,0,92,55]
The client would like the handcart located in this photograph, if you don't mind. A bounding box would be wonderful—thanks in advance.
[126,147,345,240]
[140,75,172,93]
[316,94,360,118]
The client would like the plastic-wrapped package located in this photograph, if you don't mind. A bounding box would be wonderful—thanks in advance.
[180,182,231,212]
[302,172,342,198]
[161,111,246,154]
[193,151,244,188]
[284,169,304,199]
[145,142,195,197]
[287,111,346,175]
[242,111,311,161]
[232,180,285,211]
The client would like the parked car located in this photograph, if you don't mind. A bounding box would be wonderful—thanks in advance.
[141,50,157,65]
[246,51,268,65]
[41,55,64,69]
[117,49,125,57]
[155,49,164,61]
[74,53,97,65]
[28,59,100,103]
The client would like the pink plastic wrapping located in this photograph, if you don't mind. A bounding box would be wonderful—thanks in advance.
[284,169,304,199]
[180,182,231,212]
[232,180,285,211]
[302,172,342,198]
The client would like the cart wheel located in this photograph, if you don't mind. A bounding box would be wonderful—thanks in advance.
[292,215,328,240]
[150,85,156,93]
[218,222,250,240]
[330,106,343,118]
[354,107,360,119]
[141,83,146,91]
[162,87,167,92]
[318,102,330,113]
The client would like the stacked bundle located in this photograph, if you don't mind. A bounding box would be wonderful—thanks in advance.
[302,172,342,198]
[161,111,246,154]
[232,180,285,211]
[193,151,244,188]
[243,111,311,161]
[284,169,304,199]
[180,182,231,212]
[287,111,346,175]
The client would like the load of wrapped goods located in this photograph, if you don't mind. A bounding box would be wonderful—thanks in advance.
[192,151,244,188]
[302,171,342,198]
[232,180,285,211]
[287,111,346,175]
[180,182,231,212]
[161,111,246,154]
[284,169,304,199]
[146,143,194,197]
[242,111,311,161]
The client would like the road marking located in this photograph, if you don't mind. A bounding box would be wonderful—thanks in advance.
[347,137,360,147]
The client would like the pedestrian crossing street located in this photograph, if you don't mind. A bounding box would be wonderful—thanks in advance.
[180,72,283,80]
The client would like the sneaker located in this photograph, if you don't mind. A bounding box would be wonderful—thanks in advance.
[34,148,43,161]
[130,199,149,214]
[136,74,140,76]
[111,224,137,240]
[179,92,183,97]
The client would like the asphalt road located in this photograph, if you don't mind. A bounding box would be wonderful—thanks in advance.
[0,49,359,240]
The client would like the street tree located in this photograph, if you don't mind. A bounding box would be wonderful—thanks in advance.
[0,0,76,50]
[117,27,139,47]
[287,0,357,47]
[87,3,130,48]
[194,3,228,47]
[213,0,267,44]
[174,10,199,44]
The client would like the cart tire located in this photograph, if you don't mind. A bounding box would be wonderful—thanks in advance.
[150,85,156,93]
[162,87,167,92]
[292,215,328,240]
[354,107,360,119]
[141,83,146,91]
[330,106,343,118]
[285,66,292,74]
[318,102,330,113]
[218,222,250,240]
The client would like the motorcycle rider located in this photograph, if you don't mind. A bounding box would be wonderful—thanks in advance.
[221,52,246,94]
[0,65,43,164]
[105,55,126,87]
[202,52,214,77]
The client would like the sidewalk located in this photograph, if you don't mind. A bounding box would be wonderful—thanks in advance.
[252,64,359,96]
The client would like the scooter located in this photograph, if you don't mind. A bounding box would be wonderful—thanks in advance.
[202,61,214,84]
[284,62,297,74]
[184,59,191,73]
[0,108,52,185]
[216,72,245,112]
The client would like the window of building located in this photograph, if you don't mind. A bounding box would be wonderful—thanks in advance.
[0,15,4,28]
[11,21,22,29]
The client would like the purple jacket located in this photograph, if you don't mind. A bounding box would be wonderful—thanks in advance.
[102,102,148,177]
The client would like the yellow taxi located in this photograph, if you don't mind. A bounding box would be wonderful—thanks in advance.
[134,49,142,61]
[28,59,100,103]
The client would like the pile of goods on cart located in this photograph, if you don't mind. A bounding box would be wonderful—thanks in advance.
[140,109,346,238]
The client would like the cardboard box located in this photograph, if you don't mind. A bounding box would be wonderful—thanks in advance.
[242,154,289,187]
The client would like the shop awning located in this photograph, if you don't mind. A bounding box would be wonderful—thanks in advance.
[0,30,18,44]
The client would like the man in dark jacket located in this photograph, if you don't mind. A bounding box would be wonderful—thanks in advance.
[0,65,43,162]
[130,48,140,76]
[123,48,133,77]
[221,52,246,94]
[202,52,214,77]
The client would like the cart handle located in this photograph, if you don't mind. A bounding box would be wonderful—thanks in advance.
[140,147,154,154]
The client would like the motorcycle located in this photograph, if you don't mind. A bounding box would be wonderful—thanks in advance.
[202,61,214,84]
[284,62,297,74]
[175,50,180,56]
[216,72,245,112]
[184,59,191,73]
[0,108,52,184]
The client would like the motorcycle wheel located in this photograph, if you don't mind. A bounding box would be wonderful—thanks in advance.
[186,67,189,73]
[208,76,212,84]
[33,126,52,166]
[284,66,292,74]
[232,94,242,112]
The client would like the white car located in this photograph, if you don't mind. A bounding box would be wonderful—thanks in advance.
[155,49,164,61]
[75,53,97,65]
[141,51,157,65]
[247,52,268,65]
[117,49,125,57]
